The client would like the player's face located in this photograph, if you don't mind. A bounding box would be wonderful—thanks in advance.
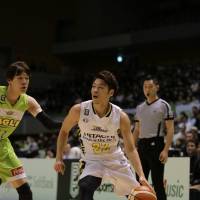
[91,78,113,103]
[143,80,158,98]
[8,72,29,94]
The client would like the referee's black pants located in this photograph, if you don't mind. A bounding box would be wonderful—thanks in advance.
[137,137,166,200]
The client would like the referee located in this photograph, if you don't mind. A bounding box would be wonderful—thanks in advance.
[133,75,174,200]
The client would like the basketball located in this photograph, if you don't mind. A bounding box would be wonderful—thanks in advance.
[128,186,157,200]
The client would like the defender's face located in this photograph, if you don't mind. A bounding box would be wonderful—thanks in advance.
[91,78,113,103]
[8,72,29,94]
[143,80,158,98]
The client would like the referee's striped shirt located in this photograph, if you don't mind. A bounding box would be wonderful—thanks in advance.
[134,98,174,139]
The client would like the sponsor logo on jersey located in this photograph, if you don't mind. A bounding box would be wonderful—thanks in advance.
[91,126,108,132]
[83,132,116,142]
[0,117,20,127]
[11,166,24,176]
[84,109,89,116]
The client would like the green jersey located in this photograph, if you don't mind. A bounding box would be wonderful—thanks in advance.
[0,86,28,139]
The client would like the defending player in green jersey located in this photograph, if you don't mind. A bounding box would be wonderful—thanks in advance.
[0,61,61,200]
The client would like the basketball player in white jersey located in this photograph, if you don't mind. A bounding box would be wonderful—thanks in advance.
[54,70,153,200]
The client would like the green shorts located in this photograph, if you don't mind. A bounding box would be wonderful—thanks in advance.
[0,138,26,183]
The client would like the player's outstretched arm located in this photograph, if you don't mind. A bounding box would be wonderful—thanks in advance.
[120,111,154,192]
[54,104,80,175]
[120,111,144,178]
[27,96,62,129]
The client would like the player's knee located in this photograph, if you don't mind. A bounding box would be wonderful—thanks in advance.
[78,179,93,192]
[78,175,102,192]
[78,176,101,200]
[16,183,32,200]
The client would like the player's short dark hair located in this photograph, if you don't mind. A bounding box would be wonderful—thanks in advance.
[6,61,30,80]
[143,74,159,85]
[94,70,119,96]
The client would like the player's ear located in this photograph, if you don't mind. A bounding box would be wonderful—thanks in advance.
[7,79,12,84]
[109,89,114,97]
[156,84,159,92]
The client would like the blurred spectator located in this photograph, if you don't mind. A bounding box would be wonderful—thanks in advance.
[190,106,200,130]
[21,136,39,158]
[63,143,81,160]
[46,149,55,158]
[177,112,193,132]
[186,140,200,199]
[173,123,186,149]
[185,130,199,144]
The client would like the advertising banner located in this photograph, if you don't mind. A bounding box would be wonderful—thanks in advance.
[0,157,189,200]
[0,158,57,200]
[165,157,190,200]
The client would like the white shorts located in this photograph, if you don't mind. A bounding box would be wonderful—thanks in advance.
[79,157,139,196]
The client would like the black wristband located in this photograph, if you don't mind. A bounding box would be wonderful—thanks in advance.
[36,111,62,129]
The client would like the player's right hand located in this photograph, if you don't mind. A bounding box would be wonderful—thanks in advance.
[139,176,155,194]
[54,160,65,175]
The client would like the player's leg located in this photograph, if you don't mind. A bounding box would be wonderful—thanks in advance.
[0,138,32,200]
[11,178,32,200]
[78,160,103,200]
[78,175,102,200]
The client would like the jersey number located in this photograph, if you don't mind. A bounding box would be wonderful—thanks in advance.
[92,143,110,154]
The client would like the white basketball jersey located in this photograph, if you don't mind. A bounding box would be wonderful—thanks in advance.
[78,100,124,161]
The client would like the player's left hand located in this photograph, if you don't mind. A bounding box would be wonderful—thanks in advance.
[139,176,155,194]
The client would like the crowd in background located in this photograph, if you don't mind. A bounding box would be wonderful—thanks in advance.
[28,62,200,112]
[10,125,81,160]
